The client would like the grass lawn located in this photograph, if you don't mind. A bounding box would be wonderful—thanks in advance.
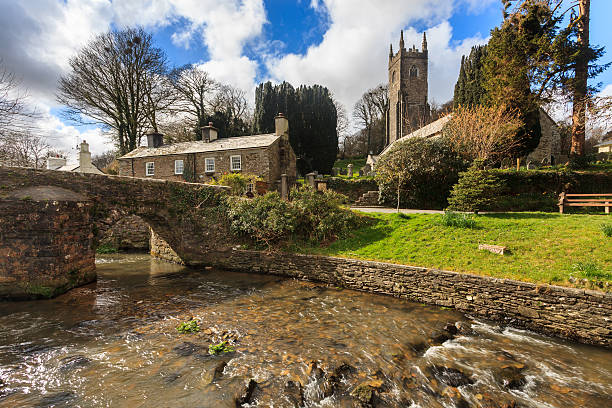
[299,212,612,288]
[333,157,367,171]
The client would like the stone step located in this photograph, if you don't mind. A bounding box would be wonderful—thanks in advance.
[354,190,380,207]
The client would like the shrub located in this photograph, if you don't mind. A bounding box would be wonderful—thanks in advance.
[601,223,612,237]
[227,192,299,247]
[177,319,200,334]
[375,137,467,209]
[226,188,362,247]
[290,188,361,241]
[447,161,505,212]
[96,243,118,254]
[440,211,477,228]
[210,173,261,196]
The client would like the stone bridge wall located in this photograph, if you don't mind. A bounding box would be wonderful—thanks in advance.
[0,167,230,299]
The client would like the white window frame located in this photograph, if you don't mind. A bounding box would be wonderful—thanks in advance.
[145,161,154,176]
[230,155,242,171]
[174,159,184,175]
[205,157,215,173]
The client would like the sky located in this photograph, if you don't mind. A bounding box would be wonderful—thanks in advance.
[0,0,611,161]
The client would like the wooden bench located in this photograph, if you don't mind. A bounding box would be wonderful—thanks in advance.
[558,193,612,214]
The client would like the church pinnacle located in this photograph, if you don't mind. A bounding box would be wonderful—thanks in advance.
[399,30,405,49]
[389,43,393,57]
[422,32,428,52]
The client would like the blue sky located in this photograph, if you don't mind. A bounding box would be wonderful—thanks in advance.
[0,0,610,157]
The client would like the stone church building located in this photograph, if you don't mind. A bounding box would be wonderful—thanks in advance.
[382,31,564,165]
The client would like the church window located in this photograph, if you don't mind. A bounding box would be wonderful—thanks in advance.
[409,65,418,78]
[392,71,396,83]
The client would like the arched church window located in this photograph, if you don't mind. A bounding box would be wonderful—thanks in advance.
[409,65,418,78]
[392,71,396,83]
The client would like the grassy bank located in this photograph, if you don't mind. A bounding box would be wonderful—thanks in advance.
[298,212,612,288]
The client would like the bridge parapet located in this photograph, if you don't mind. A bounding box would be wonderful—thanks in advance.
[0,166,231,299]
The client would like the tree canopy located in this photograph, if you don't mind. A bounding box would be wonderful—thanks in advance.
[254,81,338,175]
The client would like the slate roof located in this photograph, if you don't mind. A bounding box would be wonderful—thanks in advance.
[118,133,279,159]
[379,114,451,156]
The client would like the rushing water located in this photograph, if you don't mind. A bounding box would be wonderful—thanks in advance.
[0,254,611,408]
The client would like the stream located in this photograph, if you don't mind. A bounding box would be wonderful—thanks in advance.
[0,254,611,407]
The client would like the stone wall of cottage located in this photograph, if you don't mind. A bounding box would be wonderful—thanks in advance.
[526,110,566,165]
[118,147,277,184]
[149,236,612,347]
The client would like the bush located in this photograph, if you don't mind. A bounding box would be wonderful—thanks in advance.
[440,211,477,228]
[96,243,118,254]
[601,223,612,237]
[447,161,505,212]
[375,137,467,209]
[210,173,261,196]
[227,192,299,247]
[290,188,361,241]
[226,188,362,247]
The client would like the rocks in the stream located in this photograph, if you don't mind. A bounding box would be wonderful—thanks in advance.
[426,365,474,387]
[201,360,228,385]
[172,341,202,357]
[59,355,91,372]
[283,380,304,407]
[351,382,375,406]
[34,391,76,407]
[234,378,258,406]
[427,321,462,346]
[495,364,527,390]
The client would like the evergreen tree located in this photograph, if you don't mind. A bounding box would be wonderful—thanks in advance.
[453,45,488,108]
[254,81,338,175]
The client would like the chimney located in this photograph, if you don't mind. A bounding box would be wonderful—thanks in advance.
[147,133,164,148]
[79,140,93,169]
[201,122,218,142]
[275,113,289,138]
[46,155,66,170]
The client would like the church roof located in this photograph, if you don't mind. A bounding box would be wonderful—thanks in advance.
[118,133,279,159]
[379,114,452,156]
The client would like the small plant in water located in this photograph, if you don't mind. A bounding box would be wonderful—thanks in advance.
[208,341,235,355]
[601,223,612,237]
[440,211,477,229]
[177,319,200,334]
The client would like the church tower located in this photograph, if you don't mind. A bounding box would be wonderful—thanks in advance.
[386,31,430,145]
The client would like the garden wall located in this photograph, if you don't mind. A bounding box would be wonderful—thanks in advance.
[325,178,378,203]
[150,237,612,348]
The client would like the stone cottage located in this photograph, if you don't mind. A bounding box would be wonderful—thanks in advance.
[117,113,297,190]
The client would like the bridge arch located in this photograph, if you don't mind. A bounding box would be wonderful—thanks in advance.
[0,167,230,299]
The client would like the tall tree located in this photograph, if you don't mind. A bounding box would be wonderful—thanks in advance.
[570,0,589,156]
[353,84,389,155]
[453,45,488,108]
[58,27,169,155]
[254,81,338,174]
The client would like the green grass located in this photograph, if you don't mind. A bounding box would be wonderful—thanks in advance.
[333,157,367,171]
[298,212,612,287]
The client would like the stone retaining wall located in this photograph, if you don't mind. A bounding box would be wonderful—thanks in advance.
[150,236,612,347]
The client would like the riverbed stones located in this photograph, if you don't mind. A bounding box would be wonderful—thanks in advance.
[495,364,527,390]
[172,342,202,357]
[283,380,304,407]
[426,365,474,387]
[59,355,91,372]
[201,360,227,385]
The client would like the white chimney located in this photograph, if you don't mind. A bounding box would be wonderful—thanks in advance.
[79,140,93,169]
[201,122,218,142]
[275,113,289,138]
[46,156,66,170]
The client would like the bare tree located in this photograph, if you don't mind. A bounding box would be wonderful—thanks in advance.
[58,27,170,155]
[333,98,349,158]
[353,84,388,155]
[442,104,523,163]
[0,131,49,168]
[0,60,38,135]
[170,65,218,132]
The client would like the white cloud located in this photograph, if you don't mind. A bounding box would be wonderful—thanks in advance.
[264,0,487,130]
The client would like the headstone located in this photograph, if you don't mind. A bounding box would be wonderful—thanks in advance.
[305,172,316,189]
[347,164,353,178]
[526,161,534,170]
[281,174,288,200]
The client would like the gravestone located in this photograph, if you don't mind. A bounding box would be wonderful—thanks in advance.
[526,161,534,170]
[347,164,353,178]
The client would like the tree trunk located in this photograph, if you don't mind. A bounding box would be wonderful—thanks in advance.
[570,0,590,157]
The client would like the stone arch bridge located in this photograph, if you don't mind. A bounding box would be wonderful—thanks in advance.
[0,167,232,299]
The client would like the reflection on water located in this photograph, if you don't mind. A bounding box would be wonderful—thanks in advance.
[0,254,611,407]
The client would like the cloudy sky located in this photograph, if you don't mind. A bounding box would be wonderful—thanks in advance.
[1,0,611,160]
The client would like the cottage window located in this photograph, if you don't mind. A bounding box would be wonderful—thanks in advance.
[145,162,154,176]
[205,157,215,172]
[230,155,242,171]
[174,160,184,175]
